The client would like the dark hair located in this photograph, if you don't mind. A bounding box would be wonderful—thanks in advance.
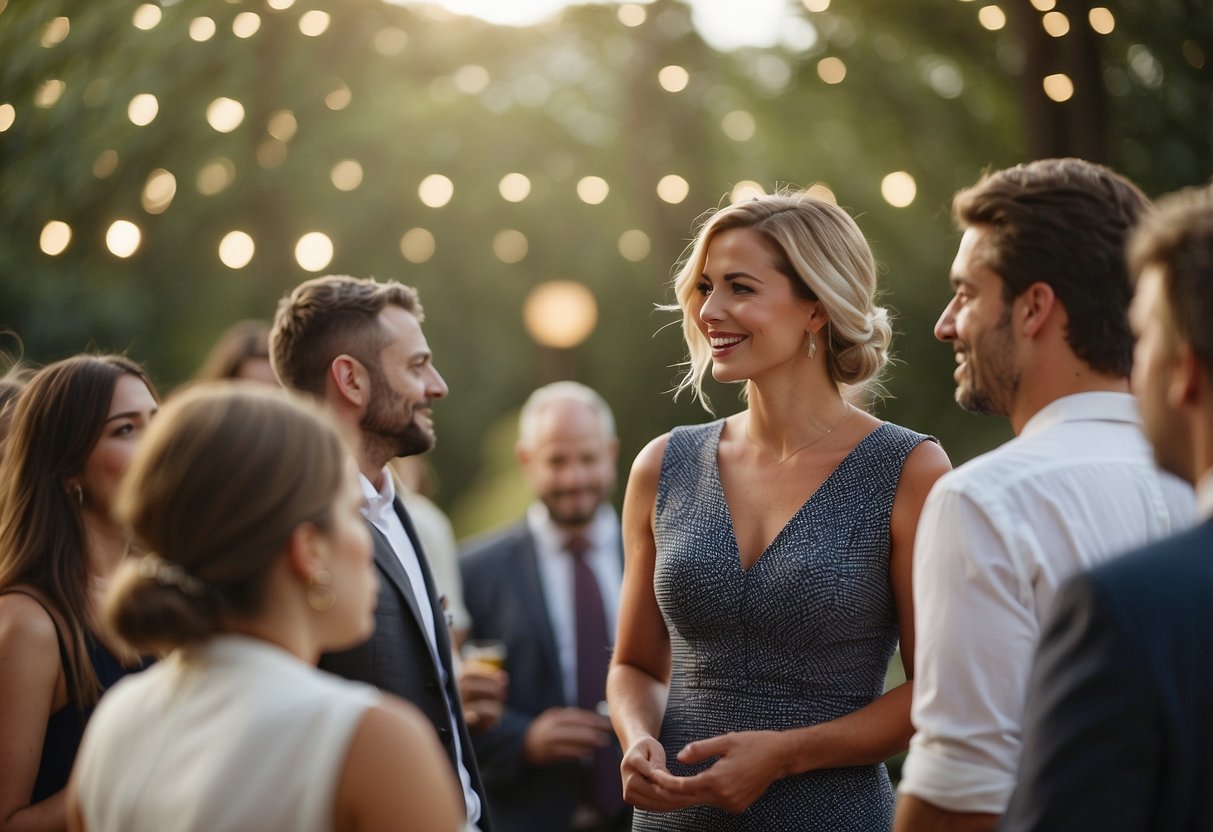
[194,320,272,382]
[0,355,158,707]
[1128,185,1213,368]
[270,275,422,397]
[107,384,347,652]
[953,158,1149,376]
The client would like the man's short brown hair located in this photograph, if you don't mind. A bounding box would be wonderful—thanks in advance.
[953,158,1148,377]
[1128,185,1213,369]
[269,275,422,397]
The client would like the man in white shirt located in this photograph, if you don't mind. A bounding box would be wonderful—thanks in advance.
[894,159,1196,832]
[460,382,630,832]
[1001,185,1213,831]
[270,275,495,831]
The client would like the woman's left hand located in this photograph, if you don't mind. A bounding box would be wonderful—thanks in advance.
[655,730,792,815]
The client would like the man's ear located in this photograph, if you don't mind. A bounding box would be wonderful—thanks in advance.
[1169,341,1203,408]
[1018,282,1058,338]
[329,355,370,408]
[515,440,531,468]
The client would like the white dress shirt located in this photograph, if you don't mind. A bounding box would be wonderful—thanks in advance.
[899,392,1195,814]
[360,471,481,829]
[526,502,623,707]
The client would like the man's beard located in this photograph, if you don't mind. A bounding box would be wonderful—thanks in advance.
[955,315,1018,417]
[361,368,434,459]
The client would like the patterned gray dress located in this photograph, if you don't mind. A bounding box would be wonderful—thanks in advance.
[634,420,930,832]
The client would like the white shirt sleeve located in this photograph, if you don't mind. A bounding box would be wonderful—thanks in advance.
[899,481,1039,814]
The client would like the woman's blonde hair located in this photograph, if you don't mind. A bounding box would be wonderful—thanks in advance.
[668,190,891,411]
[107,384,347,653]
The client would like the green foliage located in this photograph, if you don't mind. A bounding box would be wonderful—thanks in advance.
[1,0,1208,532]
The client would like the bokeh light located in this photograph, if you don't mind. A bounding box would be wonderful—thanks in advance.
[0,103,14,132]
[375,27,408,55]
[197,158,236,195]
[802,0,830,11]
[295,232,334,272]
[454,65,490,94]
[721,110,756,141]
[267,110,298,141]
[523,281,598,349]
[132,4,161,30]
[618,229,651,262]
[419,174,454,207]
[881,171,917,207]
[493,229,528,263]
[730,180,766,203]
[658,65,690,93]
[657,174,690,204]
[299,10,331,37]
[267,0,296,9]
[39,221,71,256]
[1043,73,1074,101]
[34,80,65,108]
[325,82,352,111]
[106,220,142,258]
[207,98,245,133]
[978,5,1006,30]
[617,4,646,26]
[577,176,609,205]
[817,57,847,84]
[331,160,364,191]
[41,17,69,47]
[499,172,532,202]
[807,183,837,204]
[400,228,436,263]
[189,17,217,42]
[128,93,158,126]
[93,150,118,179]
[1029,0,1055,10]
[1089,7,1115,34]
[233,12,261,38]
[218,231,255,269]
[1042,11,1070,37]
[141,169,177,214]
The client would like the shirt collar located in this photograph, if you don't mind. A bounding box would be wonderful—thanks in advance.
[1196,469,1213,522]
[1020,391,1139,438]
[358,468,397,521]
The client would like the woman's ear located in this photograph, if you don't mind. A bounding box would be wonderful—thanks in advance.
[284,521,325,581]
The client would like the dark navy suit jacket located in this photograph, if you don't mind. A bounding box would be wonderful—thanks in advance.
[320,498,491,831]
[1001,518,1213,831]
[460,521,628,832]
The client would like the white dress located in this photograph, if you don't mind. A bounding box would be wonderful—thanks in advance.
[74,635,379,832]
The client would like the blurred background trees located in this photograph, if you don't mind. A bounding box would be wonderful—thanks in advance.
[1,0,1209,535]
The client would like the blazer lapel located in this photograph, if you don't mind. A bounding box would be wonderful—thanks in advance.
[393,497,457,678]
[367,521,427,633]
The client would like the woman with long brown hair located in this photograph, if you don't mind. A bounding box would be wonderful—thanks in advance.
[0,355,158,832]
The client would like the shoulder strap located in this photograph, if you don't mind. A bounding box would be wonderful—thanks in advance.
[0,588,81,704]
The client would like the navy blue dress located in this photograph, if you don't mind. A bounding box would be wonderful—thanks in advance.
[634,421,929,832]
[1,590,142,802]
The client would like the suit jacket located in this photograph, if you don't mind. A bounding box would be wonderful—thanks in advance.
[320,498,491,831]
[460,521,628,832]
[1001,518,1213,832]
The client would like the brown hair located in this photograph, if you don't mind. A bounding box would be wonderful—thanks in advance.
[1128,185,1213,368]
[0,355,158,708]
[270,275,422,397]
[107,384,347,652]
[194,320,272,382]
[953,158,1149,377]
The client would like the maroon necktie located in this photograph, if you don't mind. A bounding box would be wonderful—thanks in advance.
[566,535,624,815]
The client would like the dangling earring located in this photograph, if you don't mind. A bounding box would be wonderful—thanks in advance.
[306,569,336,612]
[805,331,817,360]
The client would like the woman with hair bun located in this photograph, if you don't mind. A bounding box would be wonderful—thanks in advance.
[0,355,158,832]
[608,191,952,830]
[66,384,462,832]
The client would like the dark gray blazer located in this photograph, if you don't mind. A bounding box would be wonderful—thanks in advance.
[320,498,491,831]
[1001,518,1213,832]
[460,521,628,832]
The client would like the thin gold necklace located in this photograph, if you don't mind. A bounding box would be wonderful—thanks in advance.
[747,404,855,464]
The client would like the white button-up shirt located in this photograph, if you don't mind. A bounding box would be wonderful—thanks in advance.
[899,392,1195,814]
[527,502,623,707]
[360,471,481,829]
